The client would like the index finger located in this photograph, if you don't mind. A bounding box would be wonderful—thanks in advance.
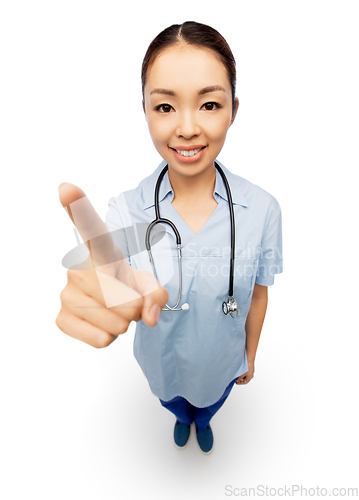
[58,183,161,313]
[58,183,125,273]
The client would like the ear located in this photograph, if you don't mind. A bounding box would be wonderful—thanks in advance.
[229,97,239,127]
[142,98,147,117]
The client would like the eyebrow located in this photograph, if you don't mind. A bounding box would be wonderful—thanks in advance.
[150,85,226,96]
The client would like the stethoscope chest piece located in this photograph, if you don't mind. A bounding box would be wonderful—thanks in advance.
[222,296,238,318]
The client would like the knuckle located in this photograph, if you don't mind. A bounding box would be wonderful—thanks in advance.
[67,268,76,282]
[93,333,114,349]
[111,297,143,320]
[55,309,70,334]
[110,319,130,336]
[55,311,63,330]
[67,268,88,285]
[59,284,77,306]
[128,301,143,319]
[59,286,69,306]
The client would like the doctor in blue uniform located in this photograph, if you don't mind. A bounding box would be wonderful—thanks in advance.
[105,22,283,455]
[56,21,283,456]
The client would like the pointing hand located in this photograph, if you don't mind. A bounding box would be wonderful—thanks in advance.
[55,183,169,348]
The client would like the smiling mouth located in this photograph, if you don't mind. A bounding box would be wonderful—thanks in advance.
[170,146,206,157]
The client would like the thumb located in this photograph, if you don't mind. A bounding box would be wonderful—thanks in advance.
[129,268,169,327]
[142,298,163,328]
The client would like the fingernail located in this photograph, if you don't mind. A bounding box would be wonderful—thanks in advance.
[150,304,161,324]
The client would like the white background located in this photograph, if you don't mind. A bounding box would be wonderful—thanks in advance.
[1,1,358,499]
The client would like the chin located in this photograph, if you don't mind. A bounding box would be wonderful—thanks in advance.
[170,162,215,177]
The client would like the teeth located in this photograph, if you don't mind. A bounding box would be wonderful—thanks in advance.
[176,148,202,157]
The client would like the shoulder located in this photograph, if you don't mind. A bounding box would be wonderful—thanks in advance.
[218,161,281,222]
[240,175,281,218]
[107,160,166,216]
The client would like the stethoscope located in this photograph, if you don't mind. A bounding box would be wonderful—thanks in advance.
[145,161,238,318]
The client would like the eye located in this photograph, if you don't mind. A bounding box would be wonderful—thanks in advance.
[154,103,173,113]
[202,101,221,111]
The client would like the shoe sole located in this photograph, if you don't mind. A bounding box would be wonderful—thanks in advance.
[174,437,214,453]
[198,437,214,455]
[174,439,190,450]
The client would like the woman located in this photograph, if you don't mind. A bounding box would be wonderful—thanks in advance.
[56,21,283,455]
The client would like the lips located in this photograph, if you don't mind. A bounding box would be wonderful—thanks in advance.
[169,145,207,163]
[170,144,206,151]
[173,146,205,157]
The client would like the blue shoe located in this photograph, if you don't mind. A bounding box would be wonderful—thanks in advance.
[196,424,214,454]
[174,420,191,449]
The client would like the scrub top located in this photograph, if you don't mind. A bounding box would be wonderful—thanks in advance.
[105,159,283,407]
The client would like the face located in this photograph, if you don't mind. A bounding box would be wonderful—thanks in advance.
[143,43,239,178]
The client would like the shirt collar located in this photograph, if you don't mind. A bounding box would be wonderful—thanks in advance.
[142,159,249,210]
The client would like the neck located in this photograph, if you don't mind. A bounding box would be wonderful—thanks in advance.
[168,162,217,203]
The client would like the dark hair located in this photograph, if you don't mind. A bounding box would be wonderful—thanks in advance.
[141,21,237,116]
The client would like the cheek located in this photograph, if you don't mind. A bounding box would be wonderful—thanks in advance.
[148,118,172,144]
[205,116,230,142]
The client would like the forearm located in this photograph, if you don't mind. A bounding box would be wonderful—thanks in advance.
[245,285,268,362]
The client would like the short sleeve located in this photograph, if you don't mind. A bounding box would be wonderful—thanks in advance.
[105,196,132,266]
[256,205,283,286]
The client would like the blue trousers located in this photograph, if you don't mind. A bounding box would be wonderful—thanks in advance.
[159,378,237,432]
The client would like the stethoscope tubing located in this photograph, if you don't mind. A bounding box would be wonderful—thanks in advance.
[215,163,235,297]
[145,162,237,315]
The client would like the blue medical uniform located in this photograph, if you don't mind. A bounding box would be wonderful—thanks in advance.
[105,159,283,413]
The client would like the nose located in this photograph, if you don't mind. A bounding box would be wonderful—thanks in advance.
[175,110,200,140]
